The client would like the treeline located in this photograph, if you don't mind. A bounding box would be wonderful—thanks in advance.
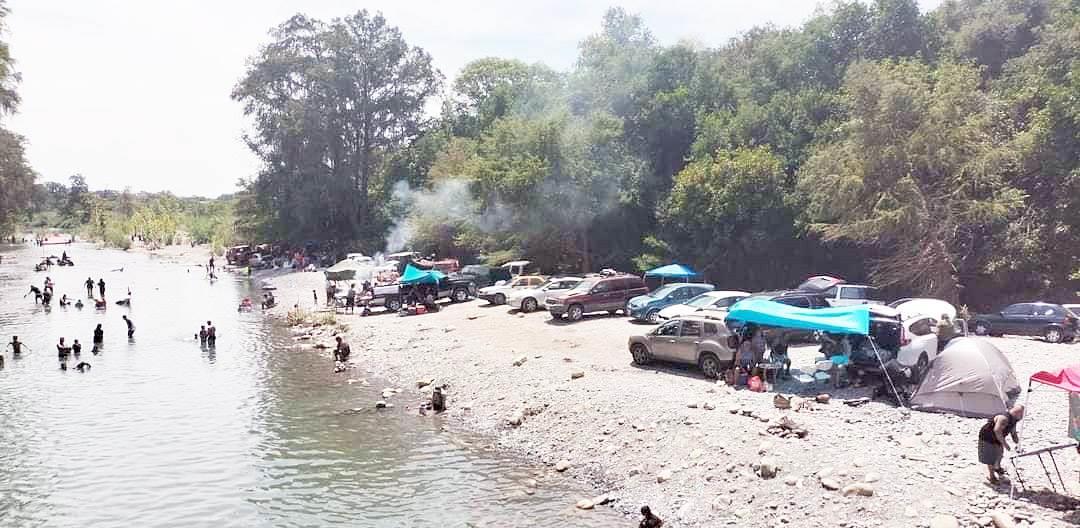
[0,0,36,237]
[234,0,1076,308]
[25,176,237,252]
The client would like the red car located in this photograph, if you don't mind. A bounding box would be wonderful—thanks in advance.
[546,274,649,322]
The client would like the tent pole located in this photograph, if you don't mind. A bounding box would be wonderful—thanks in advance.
[869,338,905,408]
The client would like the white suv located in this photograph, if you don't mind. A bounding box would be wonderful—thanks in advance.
[478,275,545,305]
[507,277,583,313]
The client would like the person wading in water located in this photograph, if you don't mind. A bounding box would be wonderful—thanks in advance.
[85,277,94,297]
[978,404,1025,484]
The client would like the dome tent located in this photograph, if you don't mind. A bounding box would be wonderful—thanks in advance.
[910,337,1020,418]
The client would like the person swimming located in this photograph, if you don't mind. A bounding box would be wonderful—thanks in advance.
[73,361,91,372]
[74,299,84,309]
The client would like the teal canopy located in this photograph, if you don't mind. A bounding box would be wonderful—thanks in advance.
[726,298,870,336]
[645,264,698,278]
[400,264,446,285]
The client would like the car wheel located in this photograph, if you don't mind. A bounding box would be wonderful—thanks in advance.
[1045,327,1064,344]
[567,304,584,322]
[646,310,660,324]
[974,322,990,336]
[916,353,928,377]
[385,297,401,312]
[630,343,651,365]
[699,353,722,380]
[495,293,506,305]
[522,298,537,313]
[452,287,468,303]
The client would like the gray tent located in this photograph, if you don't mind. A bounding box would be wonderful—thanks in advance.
[909,337,1020,418]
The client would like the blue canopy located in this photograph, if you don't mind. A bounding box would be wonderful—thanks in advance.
[400,264,446,285]
[645,264,698,278]
[726,298,870,336]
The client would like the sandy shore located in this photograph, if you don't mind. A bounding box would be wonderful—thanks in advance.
[255,267,1078,527]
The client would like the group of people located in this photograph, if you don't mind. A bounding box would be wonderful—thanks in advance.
[49,322,108,371]
[732,324,791,387]
[197,321,217,348]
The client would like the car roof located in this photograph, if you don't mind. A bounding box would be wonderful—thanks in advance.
[696,290,751,298]
[749,290,823,299]
[658,282,712,288]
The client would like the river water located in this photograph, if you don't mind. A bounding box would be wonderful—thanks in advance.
[0,243,624,527]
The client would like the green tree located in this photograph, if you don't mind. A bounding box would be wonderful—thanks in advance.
[799,61,1024,302]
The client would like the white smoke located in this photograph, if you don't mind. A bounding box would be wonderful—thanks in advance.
[384,179,513,252]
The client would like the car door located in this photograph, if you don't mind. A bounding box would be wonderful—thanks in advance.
[588,279,615,312]
[1028,305,1059,336]
[999,303,1031,334]
[650,320,683,360]
[672,320,704,363]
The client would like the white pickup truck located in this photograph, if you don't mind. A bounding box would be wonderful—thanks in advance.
[822,284,883,307]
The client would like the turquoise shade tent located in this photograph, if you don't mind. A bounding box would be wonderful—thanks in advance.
[400,264,446,285]
[726,298,871,335]
[644,264,698,285]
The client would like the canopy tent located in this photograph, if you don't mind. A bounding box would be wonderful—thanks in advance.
[909,337,1020,418]
[324,259,365,281]
[1030,366,1080,392]
[726,298,871,336]
[400,264,446,285]
[645,264,698,278]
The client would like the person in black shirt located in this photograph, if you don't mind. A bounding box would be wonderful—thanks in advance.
[978,404,1024,484]
[206,321,216,347]
[122,315,135,338]
[72,339,82,356]
[334,336,351,363]
[639,506,663,528]
[85,277,94,297]
[93,324,104,344]
[98,278,106,297]
[7,336,23,356]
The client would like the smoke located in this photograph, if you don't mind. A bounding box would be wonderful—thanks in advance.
[384,179,513,252]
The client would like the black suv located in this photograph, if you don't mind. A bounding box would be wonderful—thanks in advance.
[726,290,830,344]
[450,264,512,289]
[971,302,1078,343]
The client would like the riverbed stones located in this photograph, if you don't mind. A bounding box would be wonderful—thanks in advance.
[820,478,841,491]
[508,411,524,427]
[841,483,874,497]
[512,355,528,367]
[758,457,780,479]
[929,515,960,528]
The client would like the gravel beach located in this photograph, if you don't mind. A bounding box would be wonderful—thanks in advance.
[260,268,1080,528]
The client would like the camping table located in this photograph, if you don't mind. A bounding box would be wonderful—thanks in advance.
[1009,441,1077,495]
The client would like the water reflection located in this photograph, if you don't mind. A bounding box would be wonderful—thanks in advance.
[0,244,623,527]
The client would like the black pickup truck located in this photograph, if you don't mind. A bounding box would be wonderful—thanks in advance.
[449,264,511,289]
[397,276,477,306]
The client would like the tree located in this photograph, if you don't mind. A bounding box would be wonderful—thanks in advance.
[0,0,33,237]
[64,174,91,225]
[798,60,1024,302]
[233,10,442,244]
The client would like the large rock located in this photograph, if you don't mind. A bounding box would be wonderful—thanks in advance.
[864,472,881,483]
[989,512,1016,528]
[821,478,841,491]
[570,370,585,380]
[554,460,571,472]
[657,469,673,483]
[575,499,594,510]
[416,378,434,389]
[758,457,780,479]
[929,515,959,528]
[841,483,874,497]
[507,411,524,427]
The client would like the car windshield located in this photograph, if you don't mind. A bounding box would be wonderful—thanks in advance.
[569,279,598,293]
[649,284,681,298]
[685,293,718,308]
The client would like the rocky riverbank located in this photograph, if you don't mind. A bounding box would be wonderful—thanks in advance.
[260,268,1079,528]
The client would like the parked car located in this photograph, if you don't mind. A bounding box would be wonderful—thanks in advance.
[396,276,477,306]
[547,274,649,322]
[658,290,751,321]
[500,260,533,278]
[797,275,846,292]
[844,305,940,374]
[506,276,583,313]
[628,315,735,379]
[1063,304,1080,317]
[478,275,545,305]
[452,264,512,289]
[821,284,882,307]
[226,245,251,266]
[970,302,1078,343]
[627,283,715,323]
[888,298,957,321]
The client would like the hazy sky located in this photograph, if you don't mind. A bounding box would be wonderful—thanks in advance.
[6,0,941,198]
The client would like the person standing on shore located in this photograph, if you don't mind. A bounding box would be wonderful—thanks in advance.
[312,289,318,307]
[85,277,94,297]
[978,404,1024,484]
[209,255,215,274]
[98,278,106,297]
[122,315,135,338]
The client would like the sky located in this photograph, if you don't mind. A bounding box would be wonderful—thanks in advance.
[5,0,942,198]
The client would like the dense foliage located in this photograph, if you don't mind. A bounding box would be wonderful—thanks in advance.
[228,0,1078,307]
[0,0,35,237]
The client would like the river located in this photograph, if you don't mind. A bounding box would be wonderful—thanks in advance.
[0,243,624,527]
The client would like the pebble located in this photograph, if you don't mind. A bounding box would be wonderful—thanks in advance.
[570,370,585,379]
[687,401,699,408]
[821,478,841,491]
[784,476,798,486]
[759,457,780,479]
[864,472,881,483]
[990,512,1016,528]
[375,400,388,409]
[555,460,571,472]
[657,469,673,483]
[703,402,716,410]
[512,355,528,367]
[575,499,594,510]
[841,483,874,497]
[929,515,959,528]
[508,412,524,426]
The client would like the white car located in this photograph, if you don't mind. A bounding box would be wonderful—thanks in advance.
[657,290,750,320]
[888,298,957,321]
[507,277,583,313]
[869,305,939,373]
[478,275,545,305]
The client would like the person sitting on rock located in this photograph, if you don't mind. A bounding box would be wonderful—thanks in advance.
[333,336,351,363]
[639,505,663,528]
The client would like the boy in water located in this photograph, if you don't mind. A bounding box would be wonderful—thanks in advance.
[198,325,208,346]
[206,321,216,347]
[8,336,22,356]
[122,315,135,338]
[72,339,82,356]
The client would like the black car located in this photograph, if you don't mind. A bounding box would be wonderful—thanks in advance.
[726,290,830,344]
[450,264,512,290]
[971,302,1078,343]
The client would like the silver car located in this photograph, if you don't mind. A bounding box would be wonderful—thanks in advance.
[627,315,735,379]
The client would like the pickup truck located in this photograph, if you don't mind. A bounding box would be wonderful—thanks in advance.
[821,284,883,307]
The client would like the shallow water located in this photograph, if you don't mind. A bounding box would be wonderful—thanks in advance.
[0,243,623,527]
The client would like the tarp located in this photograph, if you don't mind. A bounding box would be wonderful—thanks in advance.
[726,298,870,335]
[645,264,698,278]
[1031,366,1080,393]
[324,259,365,281]
[910,337,1020,418]
[400,263,446,285]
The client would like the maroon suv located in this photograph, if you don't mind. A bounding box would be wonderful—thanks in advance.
[546,274,649,322]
